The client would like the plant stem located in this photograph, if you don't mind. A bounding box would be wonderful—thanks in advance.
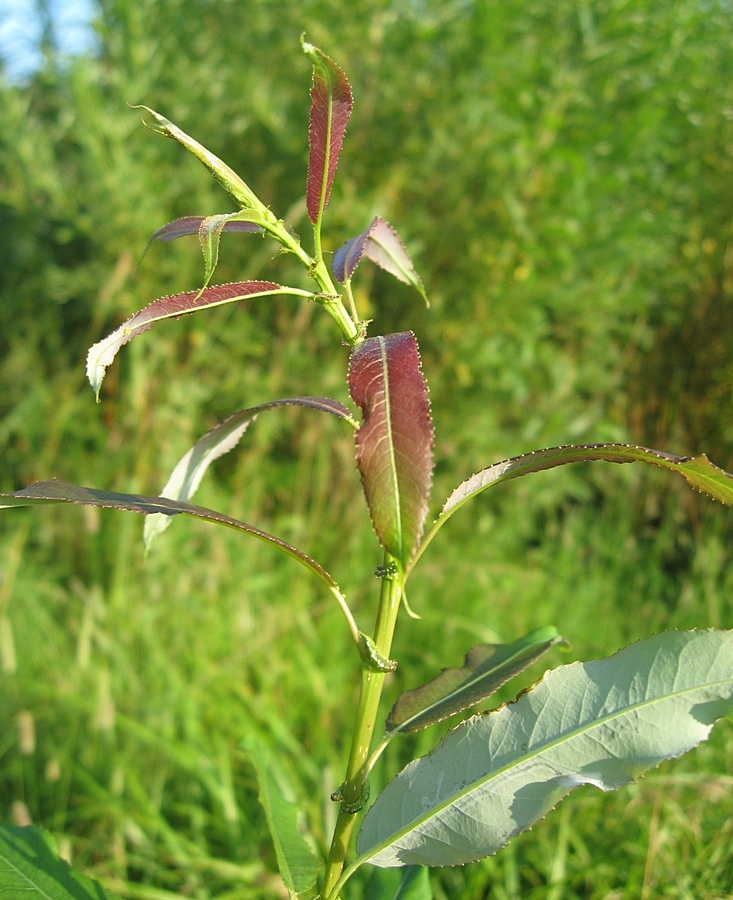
[320,557,403,899]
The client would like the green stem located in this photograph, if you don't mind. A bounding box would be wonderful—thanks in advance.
[321,557,403,899]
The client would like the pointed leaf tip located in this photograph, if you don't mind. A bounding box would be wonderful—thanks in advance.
[349,332,434,568]
[333,217,427,304]
[302,40,353,224]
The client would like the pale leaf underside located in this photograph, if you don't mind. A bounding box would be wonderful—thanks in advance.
[357,629,733,867]
[332,216,426,303]
[349,332,434,569]
[144,397,355,548]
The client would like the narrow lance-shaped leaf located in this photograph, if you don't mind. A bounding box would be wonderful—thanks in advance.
[147,216,262,243]
[411,443,733,575]
[302,38,353,224]
[196,212,270,289]
[144,397,356,549]
[242,738,320,895]
[134,106,275,218]
[333,217,427,306]
[357,629,733,868]
[386,627,566,735]
[86,281,312,398]
[0,480,342,601]
[349,333,434,570]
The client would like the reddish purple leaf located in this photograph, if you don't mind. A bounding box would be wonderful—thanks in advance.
[150,216,261,243]
[349,332,434,568]
[333,217,427,304]
[302,39,353,224]
[86,281,285,398]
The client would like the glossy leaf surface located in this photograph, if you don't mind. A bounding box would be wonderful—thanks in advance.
[386,627,565,735]
[0,825,119,898]
[302,39,352,224]
[144,397,355,548]
[86,281,292,398]
[349,333,433,569]
[357,629,733,867]
[333,216,427,304]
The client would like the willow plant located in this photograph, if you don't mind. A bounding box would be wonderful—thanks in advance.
[2,40,733,900]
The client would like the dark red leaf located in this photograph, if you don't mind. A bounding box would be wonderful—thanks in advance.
[303,40,353,224]
[348,332,434,568]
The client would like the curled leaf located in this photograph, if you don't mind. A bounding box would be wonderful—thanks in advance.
[86,281,302,398]
[333,217,427,305]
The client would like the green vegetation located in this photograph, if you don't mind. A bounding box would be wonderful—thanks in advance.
[2,2,733,897]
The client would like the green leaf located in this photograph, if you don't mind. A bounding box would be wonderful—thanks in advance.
[386,627,566,735]
[301,38,353,224]
[242,739,320,896]
[365,865,432,900]
[134,106,274,217]
[412,443,733,575]
[144,397,356,549]
[348,333,434,569]
[0,825,120,898]
[86,281,311,398]
[357,629,733,867]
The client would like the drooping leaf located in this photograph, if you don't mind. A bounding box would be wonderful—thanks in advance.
[134,106,274,217]
[0,825,120,898]
[0,480,343,601]
[144,397,356,549]
[86,281,308,398]
[412,443,733,574]
[357,629,733,867]
[148,215,262,243]
[365,865,432,900]
[386,627,565,735]
[333,217,427,305]
[242,738,320,895]
[349,333,434,569]
[302,38,353,224]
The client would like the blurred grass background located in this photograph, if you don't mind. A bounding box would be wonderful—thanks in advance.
[1,0,732,897]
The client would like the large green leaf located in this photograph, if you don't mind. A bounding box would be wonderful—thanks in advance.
[243,739,320,896]
[349,333,434,569]
[144,397,356,549]
[357,629,733,867]
[412,444,733,574]
[386,627,565,735]
[0,825,119,898]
